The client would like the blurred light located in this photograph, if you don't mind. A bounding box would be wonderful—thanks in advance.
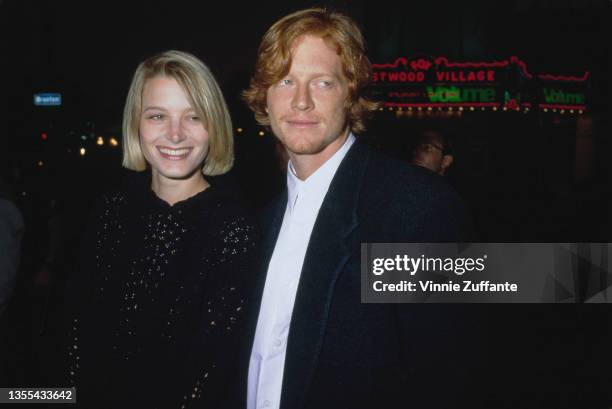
[237,127,243,133]
[417,107,422,111]
[96,136,104,146]
[469,106,475,111]
[481,107,485,111]
[544,108,549,112]
[560,109,565,114]
[21,192,26,196]
[503,106,508,111]
[37,160,44,167]
[109,137,119,147]
[458,107,464,112]
[258,131,265,136]
[492,106,498,111]
[570,110,574,114]
[578,110,583,114]
[408,107,413,111]
[388,107,393,111]
[79,147,86,156]
[427,106,432,111]
[41,132,48,141]
[378,107,383,111]
[81,135,87,141]
[448,107,453,112]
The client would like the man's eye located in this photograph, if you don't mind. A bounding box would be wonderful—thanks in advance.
[319,80,332,87]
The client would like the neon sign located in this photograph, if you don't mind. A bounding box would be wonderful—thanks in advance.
[426,86,496,103]
[543,88,585,105]
[371,56,589,113]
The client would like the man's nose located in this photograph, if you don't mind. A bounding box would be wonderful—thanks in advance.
[291,84,313,111]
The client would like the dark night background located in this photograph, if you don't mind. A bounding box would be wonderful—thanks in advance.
[1,0,611,407]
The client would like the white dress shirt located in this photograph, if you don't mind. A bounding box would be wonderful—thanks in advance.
[247,134,355,409]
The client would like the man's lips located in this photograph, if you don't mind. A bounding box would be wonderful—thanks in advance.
[286,119,319,128]
[157,146,193,160]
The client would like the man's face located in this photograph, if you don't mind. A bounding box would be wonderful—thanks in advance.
[266,35,350,167]
[411,131,453,175]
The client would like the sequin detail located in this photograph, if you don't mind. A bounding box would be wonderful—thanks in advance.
[68,185,257,405]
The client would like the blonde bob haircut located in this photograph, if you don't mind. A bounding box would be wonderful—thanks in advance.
[243,8,378,135]
[122,50,234,175]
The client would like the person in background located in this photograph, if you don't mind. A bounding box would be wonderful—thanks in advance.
[0,176,24,386]
[0,178,24,317]
[65,50,256,408]
[411,127,454,176]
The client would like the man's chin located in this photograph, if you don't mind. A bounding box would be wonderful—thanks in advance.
[283,140,325,156]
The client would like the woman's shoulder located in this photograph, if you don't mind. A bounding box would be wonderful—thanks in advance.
[94,170,149,206]
[199,176,259,251]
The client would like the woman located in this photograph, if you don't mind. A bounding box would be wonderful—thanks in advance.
[66,50,256,408]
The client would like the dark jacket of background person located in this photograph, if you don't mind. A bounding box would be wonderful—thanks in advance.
[62,171,258,408]
[0,183,24,317]
[0,182,24,386]
[239,141,484,409]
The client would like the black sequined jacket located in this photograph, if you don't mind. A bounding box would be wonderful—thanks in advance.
[65,171,257,408]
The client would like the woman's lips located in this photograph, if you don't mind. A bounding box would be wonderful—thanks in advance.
[157,147,192,160]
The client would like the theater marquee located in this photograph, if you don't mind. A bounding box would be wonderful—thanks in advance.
[371,56,588,114]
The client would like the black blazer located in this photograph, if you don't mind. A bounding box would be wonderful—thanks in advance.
[240,141,483,409]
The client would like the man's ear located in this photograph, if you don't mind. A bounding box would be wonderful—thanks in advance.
[440,154,454,175]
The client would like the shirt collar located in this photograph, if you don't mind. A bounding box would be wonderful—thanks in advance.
[286,133,356,213]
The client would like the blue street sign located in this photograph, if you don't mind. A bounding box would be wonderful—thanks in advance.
[34,93,62,106]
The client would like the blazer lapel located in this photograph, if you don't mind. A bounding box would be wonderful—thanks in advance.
[238,192,288,407]
[247,191,287,342]
[281,142,370,409]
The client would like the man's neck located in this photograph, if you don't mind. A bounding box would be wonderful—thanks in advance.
[289,129,350,180]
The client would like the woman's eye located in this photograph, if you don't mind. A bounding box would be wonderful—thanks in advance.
[280,78,292,86]
[149,114,163,120]
[319,80,332,87]
[189,116,201,121]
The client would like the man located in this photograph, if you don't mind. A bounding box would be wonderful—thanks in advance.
[411,128,454,176]
[241,8,476,409]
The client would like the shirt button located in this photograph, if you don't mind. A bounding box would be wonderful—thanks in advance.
[274,339,282,347]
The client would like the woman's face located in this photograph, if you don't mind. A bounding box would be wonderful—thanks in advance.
[139,76,209,183]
